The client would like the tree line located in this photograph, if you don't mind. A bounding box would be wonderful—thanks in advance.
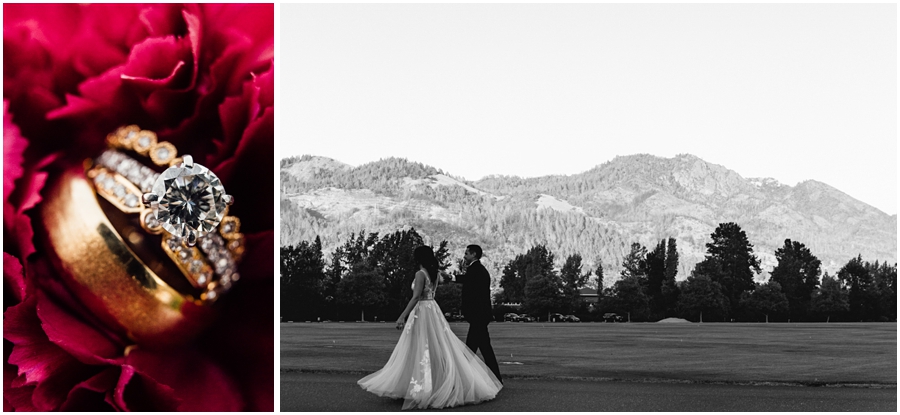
[281,222,896,323]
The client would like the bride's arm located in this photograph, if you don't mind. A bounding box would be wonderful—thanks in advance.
[396,271,425,329]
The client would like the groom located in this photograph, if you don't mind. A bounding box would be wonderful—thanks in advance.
[454,244,502,383]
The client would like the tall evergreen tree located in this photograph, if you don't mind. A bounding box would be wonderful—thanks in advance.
[620,243,648,282]
[665,237,679,282]
[498,245,556,305]
[560,253,591,313]
[769,239,821,321]
[645,240,667,317]
[595,260,605,291]
[837,255,876,321]
[280,236,326,321]
[661,238,680,317]
[871,261,897,321]
[697,222,761,317]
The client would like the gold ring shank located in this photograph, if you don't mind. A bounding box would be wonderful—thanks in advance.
[39,168,215,347]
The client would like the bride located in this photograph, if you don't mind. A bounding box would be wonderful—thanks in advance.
[358,245,503,410]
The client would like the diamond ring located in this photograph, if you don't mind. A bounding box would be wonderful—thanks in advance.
[141,154,234,247]
[87,126,244,303]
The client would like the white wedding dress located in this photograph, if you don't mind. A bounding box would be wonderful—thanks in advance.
[358,274,502,410]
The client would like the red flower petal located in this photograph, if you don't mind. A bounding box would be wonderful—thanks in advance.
[113,365,181,411]
[4,206,37,265]
[4,374,37,411]
[36,289,124,366]
[126,346,243,411]
[120,36,192,90]
[213,107,273,233]
[3,253,26,304]
[3,100,27,202]
[3,151,54,261]
[199,4,273,47]
[58,367,118,411]
[4,295,102,411]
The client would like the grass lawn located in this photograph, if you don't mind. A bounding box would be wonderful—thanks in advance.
[281,321,896,385]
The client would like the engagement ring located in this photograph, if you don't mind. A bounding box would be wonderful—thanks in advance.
[87,126,244,303]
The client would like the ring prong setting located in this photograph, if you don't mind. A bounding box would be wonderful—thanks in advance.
[142,193,158,206]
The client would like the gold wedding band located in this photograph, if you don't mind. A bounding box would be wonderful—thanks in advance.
[40,168,215,348]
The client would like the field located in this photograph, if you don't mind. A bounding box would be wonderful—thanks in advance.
[281,321,896,385]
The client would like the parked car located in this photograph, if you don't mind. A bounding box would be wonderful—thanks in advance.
[603,313,624,322]
[549,313,564,322]
[504,313,521,322]
[563,314,581,322]
[520,315,536,322]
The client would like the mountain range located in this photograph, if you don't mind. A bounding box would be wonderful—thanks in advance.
[280,153,897,287]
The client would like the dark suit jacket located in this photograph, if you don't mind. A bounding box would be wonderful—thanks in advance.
[455,260,493,324]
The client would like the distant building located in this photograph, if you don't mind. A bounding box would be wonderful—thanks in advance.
[579,288,599,304]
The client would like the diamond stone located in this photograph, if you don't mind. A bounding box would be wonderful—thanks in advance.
[124,194,139,208]
[167,237,181,251]
[215,257,229,274]
[113,184,127,198]
[190,259,203,275]
[144,214,160,229]
[149,157,228,242]
[95,173,109,188]
[200,237,214,252]
[155,147,170,160]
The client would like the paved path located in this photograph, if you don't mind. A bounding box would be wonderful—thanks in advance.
[282,372,896,412]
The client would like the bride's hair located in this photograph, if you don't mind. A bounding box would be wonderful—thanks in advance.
[413,245,439,287]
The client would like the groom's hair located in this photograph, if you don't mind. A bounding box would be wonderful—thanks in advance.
[467,244,483,259]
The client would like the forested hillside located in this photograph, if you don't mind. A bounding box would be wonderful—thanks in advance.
[280,154,897,286]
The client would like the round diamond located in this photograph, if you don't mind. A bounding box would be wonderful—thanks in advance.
[113,184,127,198]
[215,257,229,274]
[149,157,228,241]
[190,259,203,275]
[124,194,139,208]
[94,173,109,189]
[144,214,160,229]
[200,237,215,252]
[155,147,170,160]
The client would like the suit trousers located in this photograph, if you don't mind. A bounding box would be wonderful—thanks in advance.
[465,321,502,382]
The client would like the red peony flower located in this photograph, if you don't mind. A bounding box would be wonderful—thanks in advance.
[3,4,273,411]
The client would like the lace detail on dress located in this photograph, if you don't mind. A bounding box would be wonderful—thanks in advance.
[420,272,436,301]
[408,341,432,399]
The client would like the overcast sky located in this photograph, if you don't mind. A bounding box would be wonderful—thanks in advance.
[280,3,897,215]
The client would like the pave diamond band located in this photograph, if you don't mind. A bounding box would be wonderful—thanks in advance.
[87,126,244,304]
